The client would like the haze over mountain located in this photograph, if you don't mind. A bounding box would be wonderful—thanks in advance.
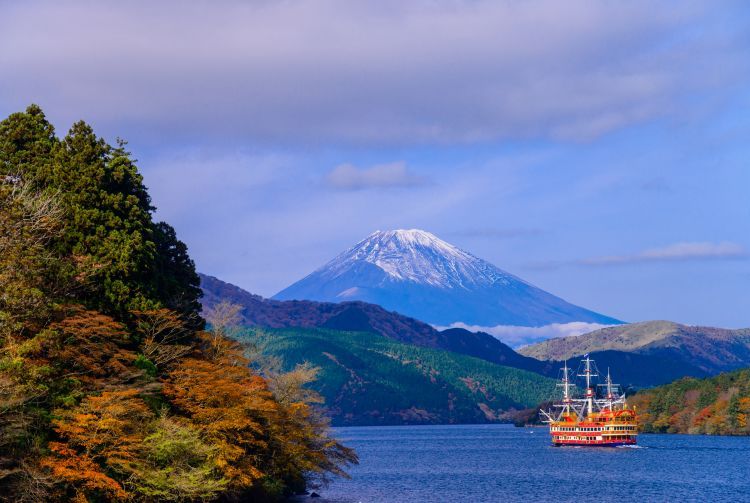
[273,229,620,340]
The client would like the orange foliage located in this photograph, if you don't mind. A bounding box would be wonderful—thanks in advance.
[692,406,713,428]
[43,443,128,501]
[42,390,153,501]
[163,333,276,489]
[8,305,355,500]
[25,308,141,389]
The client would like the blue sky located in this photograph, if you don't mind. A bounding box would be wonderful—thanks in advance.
[2,0,749,327]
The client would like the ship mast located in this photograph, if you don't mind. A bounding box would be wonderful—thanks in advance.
[559,360,573,416]
[578,355,598,417]
[605,368,614,410]
[540,360,577,423]
[542,354,638,446]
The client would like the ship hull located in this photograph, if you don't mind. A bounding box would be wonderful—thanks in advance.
[548,410,638,447]
[552,438,636,447]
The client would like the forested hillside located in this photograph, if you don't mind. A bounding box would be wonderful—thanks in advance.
[0,105,355,502]
[201,274,560,375]
[630,368,750,435]
[202,276,700,389]
[236,327,557,426]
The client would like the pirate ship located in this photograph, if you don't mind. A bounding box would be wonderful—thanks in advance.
[540,356,637,446]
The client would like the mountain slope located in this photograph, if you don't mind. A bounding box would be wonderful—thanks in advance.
[202,273,439,347]
[201,273,558,373]
[240,327,557,426]
[519,321,750,375]
[273,229,620,327]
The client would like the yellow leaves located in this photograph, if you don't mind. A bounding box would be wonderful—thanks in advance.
[268,363,324,406]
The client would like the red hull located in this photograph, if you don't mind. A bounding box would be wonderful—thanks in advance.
[553,438,636,447]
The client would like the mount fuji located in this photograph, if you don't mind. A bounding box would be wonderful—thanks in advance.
[273,229,621,331]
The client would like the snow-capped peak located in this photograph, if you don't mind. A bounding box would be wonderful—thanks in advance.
[274,228,620,327]
[318,229,520,289]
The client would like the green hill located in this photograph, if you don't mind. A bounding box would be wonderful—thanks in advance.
[237,327,557,426]
[629,368,750,435]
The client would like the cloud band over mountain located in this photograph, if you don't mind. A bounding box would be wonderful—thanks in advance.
[439,322,614,347]
[581,241,748,265]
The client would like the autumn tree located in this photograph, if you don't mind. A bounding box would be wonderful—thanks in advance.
[0,106,357,502]
[164,328,357,500]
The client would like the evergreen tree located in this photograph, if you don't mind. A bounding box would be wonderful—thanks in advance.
[0,105,202,321]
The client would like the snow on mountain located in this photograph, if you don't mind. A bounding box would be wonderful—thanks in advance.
[312,229,518,289]
[273,229,621,329]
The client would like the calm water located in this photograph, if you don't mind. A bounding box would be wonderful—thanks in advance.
[315,424,750,503]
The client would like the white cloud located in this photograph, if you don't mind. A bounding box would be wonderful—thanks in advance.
[582,241,748,265]
[528,241,748,270]
[438,321,613,347]
[1,0,746,146]
[326,161,426,190]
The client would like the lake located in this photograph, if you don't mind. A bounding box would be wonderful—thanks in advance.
[310,424,750,502]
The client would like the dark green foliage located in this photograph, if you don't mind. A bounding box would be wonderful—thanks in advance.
[134,355,158,377]
[240,327,557,426]
[0,104,57,176]
[0,105,202,320]
[152,222,204,329]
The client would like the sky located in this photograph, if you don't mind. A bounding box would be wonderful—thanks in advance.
[2,0,749,329]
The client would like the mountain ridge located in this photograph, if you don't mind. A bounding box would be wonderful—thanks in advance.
[519,320,750,375]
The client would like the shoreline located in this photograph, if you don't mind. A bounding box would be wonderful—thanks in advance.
[331,422,748,437]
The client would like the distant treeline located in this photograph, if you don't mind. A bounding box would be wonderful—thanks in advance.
[0,106,355,502]
[629,368,750,435]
